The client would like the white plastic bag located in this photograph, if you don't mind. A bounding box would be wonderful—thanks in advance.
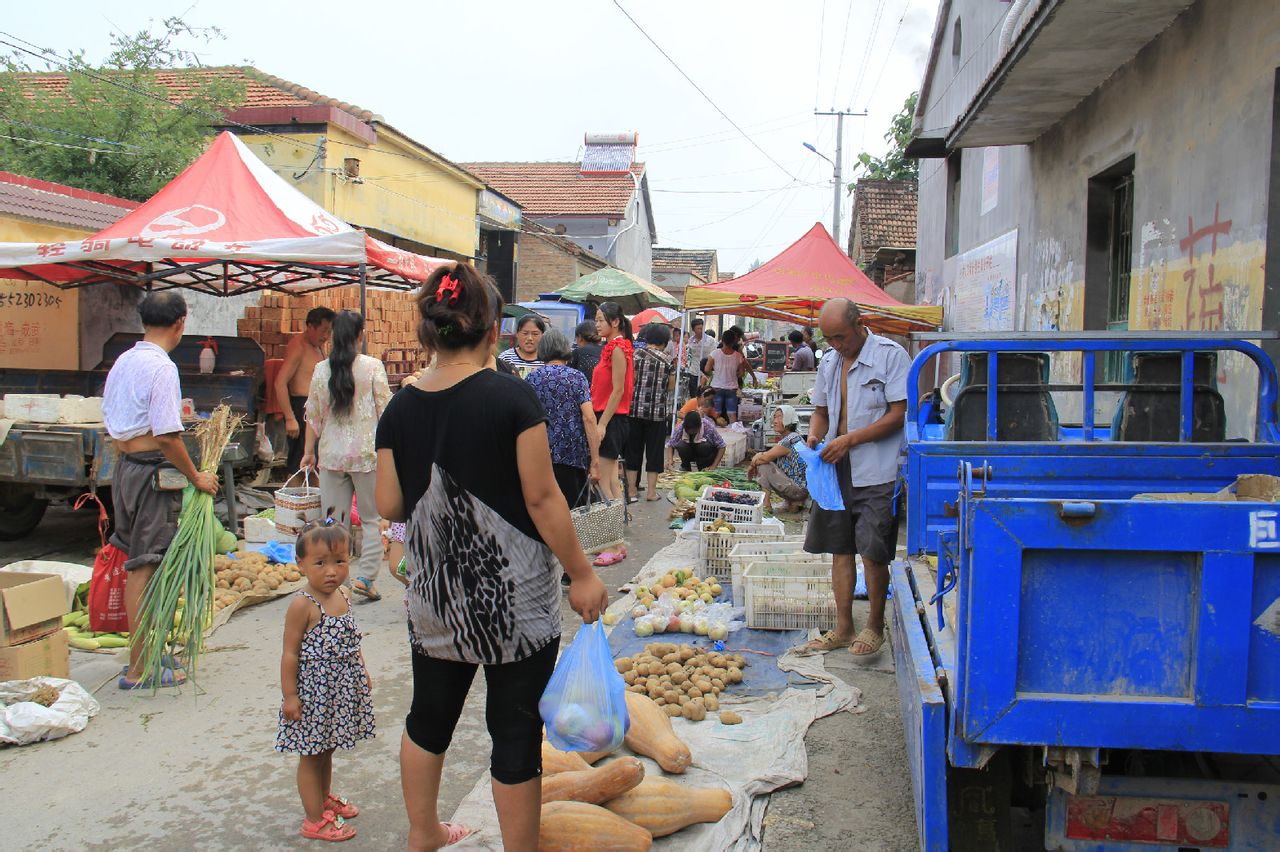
[0,677,100,746]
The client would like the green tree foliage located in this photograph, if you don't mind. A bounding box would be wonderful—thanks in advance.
[0,18,244,201]
[852,91,918,182]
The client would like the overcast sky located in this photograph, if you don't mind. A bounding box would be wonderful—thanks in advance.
[9,0,939,274]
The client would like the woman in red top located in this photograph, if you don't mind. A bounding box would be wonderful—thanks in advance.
[591,301,634,502]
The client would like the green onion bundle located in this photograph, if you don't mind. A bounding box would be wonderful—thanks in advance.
[131,405,241,691]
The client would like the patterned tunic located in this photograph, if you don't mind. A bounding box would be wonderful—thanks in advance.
[375,370,560,665]
[275,589,376,755]
[526,364,592,470]
[630,346,676,422]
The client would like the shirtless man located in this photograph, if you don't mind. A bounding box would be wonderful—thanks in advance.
[274,307,334,473]
[102,292,218,688]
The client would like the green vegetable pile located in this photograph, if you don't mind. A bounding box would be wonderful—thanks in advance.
[672,467,759,502]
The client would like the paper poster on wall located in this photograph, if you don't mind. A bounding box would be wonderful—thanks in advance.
[981,148,1000,215]
[950,229,1018,332]
[0,280,79,370]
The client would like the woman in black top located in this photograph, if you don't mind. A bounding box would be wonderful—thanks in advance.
[567,320,603,381]
[375,264,607,850]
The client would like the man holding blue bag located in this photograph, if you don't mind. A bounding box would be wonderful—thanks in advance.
[801,299,908,661]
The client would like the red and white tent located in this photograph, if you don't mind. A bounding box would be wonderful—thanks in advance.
[0,131,450,295]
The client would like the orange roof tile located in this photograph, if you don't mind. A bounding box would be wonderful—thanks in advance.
[851,179,917,264]
[461,162,645,218]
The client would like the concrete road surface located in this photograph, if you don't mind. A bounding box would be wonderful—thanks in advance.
[0,499,915,850]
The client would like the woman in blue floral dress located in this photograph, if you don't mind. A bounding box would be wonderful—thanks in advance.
[525,329,600,509]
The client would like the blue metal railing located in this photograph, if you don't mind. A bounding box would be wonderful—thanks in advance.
[906,334,1280,443]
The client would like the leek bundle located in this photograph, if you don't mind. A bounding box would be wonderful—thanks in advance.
[131,405,241,690]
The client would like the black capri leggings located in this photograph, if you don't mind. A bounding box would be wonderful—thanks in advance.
[624,416,669,474]
[405,639,558,784]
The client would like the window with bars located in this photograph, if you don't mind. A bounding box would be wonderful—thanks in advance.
[1085,157,1136,382]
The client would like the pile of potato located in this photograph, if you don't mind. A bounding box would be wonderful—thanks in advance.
[212,552,301,613]
[615,642,747,722]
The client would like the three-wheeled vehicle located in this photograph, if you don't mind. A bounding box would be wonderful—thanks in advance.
[892,332,1280,850]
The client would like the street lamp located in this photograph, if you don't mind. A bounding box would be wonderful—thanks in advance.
[803,141,842,244]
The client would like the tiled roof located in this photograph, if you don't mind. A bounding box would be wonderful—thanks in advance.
[851,179,917,264]
[461,162,645,218]
[0,172,138,232]
[17,66,383,122]
[652,247,717,280]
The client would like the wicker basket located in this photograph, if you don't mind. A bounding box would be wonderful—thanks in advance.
[742,560,836,630]
[695,487,766,525]
[571,488,625,553]
[697,521,786,579]
[274,469,321,535]
[728,539,822,606]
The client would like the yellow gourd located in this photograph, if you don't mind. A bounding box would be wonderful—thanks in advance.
[604,777,733,837]
[622,692,693,774]
[539,801,653,851]
[541,757,645,804]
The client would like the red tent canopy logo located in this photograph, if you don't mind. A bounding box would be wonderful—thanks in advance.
[141,205,227,238]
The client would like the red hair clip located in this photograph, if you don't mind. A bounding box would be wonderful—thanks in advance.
[435,273,461,305]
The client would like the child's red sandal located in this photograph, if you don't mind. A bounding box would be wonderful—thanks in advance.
[300,810,356,842]
[324,794,359,819]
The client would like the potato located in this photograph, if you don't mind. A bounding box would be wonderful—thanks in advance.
[682,699,707,722]
[720,711,743,725]
[646,683,664,700]
[663,690,681,705]
[615,657,632,673]
[622,671,637,685]
[670,670,688,685]
[655,697,666,706]
[627,684,646,694]
[661,652,680,664]
[687,687,702,700]
[712,678,724,691]
[663,704,683,717]
[665,662,683,676]
[678,647,695,662]
[727,668,743,684]
[704,694,720,711]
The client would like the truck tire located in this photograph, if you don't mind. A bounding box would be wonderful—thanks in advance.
[0,488,48,540]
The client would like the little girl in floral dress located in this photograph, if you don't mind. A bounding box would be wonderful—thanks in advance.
[277,521,376,842]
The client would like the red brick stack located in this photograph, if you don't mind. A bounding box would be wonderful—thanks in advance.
[235,289,424,362]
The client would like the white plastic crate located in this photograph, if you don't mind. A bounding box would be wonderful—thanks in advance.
[742,560,837,630]
[697,521,786,578]
[695,487,766,525]
[728,539,825,606]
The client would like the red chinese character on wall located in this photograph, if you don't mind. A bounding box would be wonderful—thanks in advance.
[37,242,66,257]
[1180,202,1232,331]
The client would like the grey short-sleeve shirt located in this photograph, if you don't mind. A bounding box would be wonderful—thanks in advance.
[811,333,909,487]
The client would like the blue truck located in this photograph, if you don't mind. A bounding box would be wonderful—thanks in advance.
[891,332,1280,850]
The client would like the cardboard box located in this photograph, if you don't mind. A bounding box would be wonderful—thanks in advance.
[0,571,69,647]
[0,629,69,679]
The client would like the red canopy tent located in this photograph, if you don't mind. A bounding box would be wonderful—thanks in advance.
[0,131,450,297]
[684,223,942,334]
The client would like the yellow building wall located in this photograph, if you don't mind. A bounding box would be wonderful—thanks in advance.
[237,126,479,260]
[324,125,478,258]
[0,217,84,370]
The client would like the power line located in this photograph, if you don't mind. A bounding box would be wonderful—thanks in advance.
[860,0,913,109]
[611,1,802,182]
[0,132,141,155]
[829,0,856,108]
[848,0,891,108]
[0,114,142,149]
[812,0,828,110]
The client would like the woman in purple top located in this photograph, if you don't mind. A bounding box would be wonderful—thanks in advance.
[524,329,599,509]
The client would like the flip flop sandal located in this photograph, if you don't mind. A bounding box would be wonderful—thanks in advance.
[849,628,886,659]
[118,664,185,690]
[300,810,355,842]
[794,629,853,656]
[324,795,358,819]
[438,822,473,847]
[593,551,625,567]
[350,577,382,601]
[119,654,182,677]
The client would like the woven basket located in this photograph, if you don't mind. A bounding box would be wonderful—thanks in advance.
[571,486,625,552]
[274,469,321,535]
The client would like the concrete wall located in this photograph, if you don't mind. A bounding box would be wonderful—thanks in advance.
[917,0,1277,436]
[532,177,654,281]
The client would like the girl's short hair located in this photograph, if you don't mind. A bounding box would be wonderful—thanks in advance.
[295,520,351,560]
[417,264,500,352]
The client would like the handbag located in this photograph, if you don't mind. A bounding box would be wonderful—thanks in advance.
[274,468,322,535]
[570,483,625,552]
[76,493,129,633]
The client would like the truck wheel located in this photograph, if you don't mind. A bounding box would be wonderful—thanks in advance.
[0,488,48,540]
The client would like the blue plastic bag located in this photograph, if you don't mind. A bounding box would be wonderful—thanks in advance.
[796,441,846,511]
[538,621,630,752]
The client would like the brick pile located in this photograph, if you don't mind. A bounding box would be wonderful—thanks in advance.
[235,288,424,363]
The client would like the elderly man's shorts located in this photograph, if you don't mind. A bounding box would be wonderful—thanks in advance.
[803,456,896,564]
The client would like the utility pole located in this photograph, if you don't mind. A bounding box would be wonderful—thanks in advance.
[813,110,866,246]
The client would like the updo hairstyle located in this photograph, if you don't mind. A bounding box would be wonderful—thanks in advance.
[417,264,499,352]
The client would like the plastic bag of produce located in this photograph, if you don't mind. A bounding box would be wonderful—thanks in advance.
[0,677,100,746]
[796,442,845,511]
[539,621,630,752]
[88,543,129,633]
